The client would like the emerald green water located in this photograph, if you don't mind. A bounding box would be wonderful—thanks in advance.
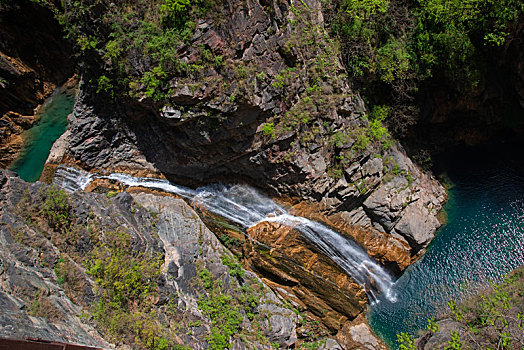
[9,90,74,182]
[368,140,524,348]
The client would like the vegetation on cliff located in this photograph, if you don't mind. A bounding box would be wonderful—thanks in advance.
[27,0,222,101]
[2,178,298,349]
[324,0,524,139]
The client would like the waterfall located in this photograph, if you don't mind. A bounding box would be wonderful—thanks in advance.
[54,166,398,303]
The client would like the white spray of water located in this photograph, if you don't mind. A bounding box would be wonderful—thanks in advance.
[54,166,397,303]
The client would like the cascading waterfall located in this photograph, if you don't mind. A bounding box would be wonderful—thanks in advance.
[54,166,398,303]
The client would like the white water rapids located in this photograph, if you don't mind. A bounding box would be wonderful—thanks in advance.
[54,166,398,303]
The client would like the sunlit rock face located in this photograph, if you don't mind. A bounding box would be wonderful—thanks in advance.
[0,170,299,348]
[246,221,366,334]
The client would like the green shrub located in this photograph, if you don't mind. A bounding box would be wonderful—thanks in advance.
[198,292,243,349]
[41,186,73,231]
[97,75,114,96]
[161,0,191,16]
[398,268,524,349]
[262,122,275,138]
[86,230,162,309]
[221,255,245,278]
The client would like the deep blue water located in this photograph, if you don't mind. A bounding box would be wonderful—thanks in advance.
[368,140,524,348]
[9,90,74,182]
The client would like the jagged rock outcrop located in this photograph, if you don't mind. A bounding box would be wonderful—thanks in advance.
[245,221,367,334]
[336,315,386,350]
[58,0,446,258]
[0,0,75,167]
[0,169,299,348]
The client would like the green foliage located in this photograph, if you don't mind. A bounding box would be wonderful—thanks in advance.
[97,75,114,96]
[427,318,440,333]
[375,38,411,83]
[199,268,213,289]
[198,290,243,349]
[328,0,524,137]
[40,186,73,231]
[448,299,463,322]
[445,330,462,350]
[106,190,118,198]
[76,34,98,50]
[219,234,243,248]
[195,260,269,349]
[343,0,389,19]
[397,332,416,350]
[54,258,66,286]
[221,255,245,278]
[300,338,327,349]
[397,268,524,349]
[161,0,191,17]
[86,230,162,309]
[262,122,275,138]
[141,66,168,101]
[85,230,169,348]
[50,0,218,102]
[367,105,391,147]
[353,129,371,151]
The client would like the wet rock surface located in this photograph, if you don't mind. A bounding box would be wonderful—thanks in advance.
[61,0,447,257]
[0,170,300,348]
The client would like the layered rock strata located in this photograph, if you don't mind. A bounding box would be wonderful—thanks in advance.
[0,169,299,348]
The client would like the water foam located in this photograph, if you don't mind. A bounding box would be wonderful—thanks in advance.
[54,165,397,302]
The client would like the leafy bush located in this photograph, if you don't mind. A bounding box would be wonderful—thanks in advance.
[85,230,169,347]
[221,255,245,278]
[198,293,243,350]
[87,230,162,309]
[40,186,73,231]
[327,0,524,137]
[262,122,275,138]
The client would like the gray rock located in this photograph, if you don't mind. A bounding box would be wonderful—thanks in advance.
[393,202,441,249]
[319,338,343,350]
[0,171,299,348]
[361,157,383,177]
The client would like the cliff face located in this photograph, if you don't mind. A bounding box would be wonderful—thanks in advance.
[0,0,454,347]
[0,1,75,167]
[57,0,446,258]
[0,169,301,348]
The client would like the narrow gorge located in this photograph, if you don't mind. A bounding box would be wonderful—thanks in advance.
[0,0,523,349]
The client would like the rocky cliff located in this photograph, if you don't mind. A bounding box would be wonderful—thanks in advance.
[0,169,303,349]
[47,0,447,259]
[0,0,456,348]
[0,1,75,167]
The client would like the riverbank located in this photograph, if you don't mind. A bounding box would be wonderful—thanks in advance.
[416,265,524,349]
[8,85,75,182]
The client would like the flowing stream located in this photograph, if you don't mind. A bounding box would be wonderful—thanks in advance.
[15,94,523,349]
[53,166,398,303]
[367,140,524,348]
[9,89,74,182]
